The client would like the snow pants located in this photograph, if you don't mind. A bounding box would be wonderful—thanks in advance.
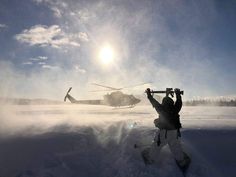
[148,129,185,162]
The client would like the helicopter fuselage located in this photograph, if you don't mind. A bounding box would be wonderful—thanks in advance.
[64,89,140,107]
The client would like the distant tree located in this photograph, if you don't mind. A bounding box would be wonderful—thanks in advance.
[184,98,236,107]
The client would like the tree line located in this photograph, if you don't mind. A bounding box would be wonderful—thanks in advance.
[184,99,236,106]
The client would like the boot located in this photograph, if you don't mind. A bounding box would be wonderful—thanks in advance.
[141,148,154,165]
[176,152,191,173]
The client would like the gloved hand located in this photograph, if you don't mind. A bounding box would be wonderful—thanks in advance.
[145,88,152,98]
[174,88,181,95]
[154,118,159,127]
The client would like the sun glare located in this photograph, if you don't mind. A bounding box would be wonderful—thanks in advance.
[99,45,114,65]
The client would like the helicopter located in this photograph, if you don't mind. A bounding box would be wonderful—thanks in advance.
[63,83,148,107]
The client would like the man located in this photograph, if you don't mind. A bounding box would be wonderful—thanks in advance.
[142,88,191,173]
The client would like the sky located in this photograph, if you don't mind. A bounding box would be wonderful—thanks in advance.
[0,0,236,100]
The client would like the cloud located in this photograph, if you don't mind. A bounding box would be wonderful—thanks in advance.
[22,62,33,65]
[50,6,62,18]
[42,64,60,70]
[75,65,86,74]
[38,62,46,65]
[71,8,96,23]
[33,0,67,18]
[21,56,49,68]
[33,0,47,3]
[0,24,8,31]
[30,56,48,61]
[0,24,7,28]
[15,25,80,48]
[78,32,89,42]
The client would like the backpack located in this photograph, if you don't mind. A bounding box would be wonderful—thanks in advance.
[155,111,182,130]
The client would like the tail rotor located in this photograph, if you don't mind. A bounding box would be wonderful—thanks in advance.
[64,87,72,102]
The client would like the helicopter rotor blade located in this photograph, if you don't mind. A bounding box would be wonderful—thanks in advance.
[91,83,122,90]
[89,89,117,92]
[122,82,152,89]
[67,87,72,94]
[90,82,152,92]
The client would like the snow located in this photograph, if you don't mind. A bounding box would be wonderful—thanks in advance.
[0,105,235,177]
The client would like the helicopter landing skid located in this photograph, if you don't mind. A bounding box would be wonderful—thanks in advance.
[112,105,136,110]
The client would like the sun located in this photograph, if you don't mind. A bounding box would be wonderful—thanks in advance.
[99,45,114,65]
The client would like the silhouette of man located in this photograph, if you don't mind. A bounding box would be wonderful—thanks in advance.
[142,88,191,173]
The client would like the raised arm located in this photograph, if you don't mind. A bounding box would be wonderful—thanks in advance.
[146,88,163,113]
[174,88,182,113]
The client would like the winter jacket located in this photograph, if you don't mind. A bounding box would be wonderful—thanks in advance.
[148,94,182,130]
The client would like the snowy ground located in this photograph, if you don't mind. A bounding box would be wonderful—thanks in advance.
[0,105,235,177]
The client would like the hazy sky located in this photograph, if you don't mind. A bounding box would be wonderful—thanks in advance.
[0,0,235,100]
